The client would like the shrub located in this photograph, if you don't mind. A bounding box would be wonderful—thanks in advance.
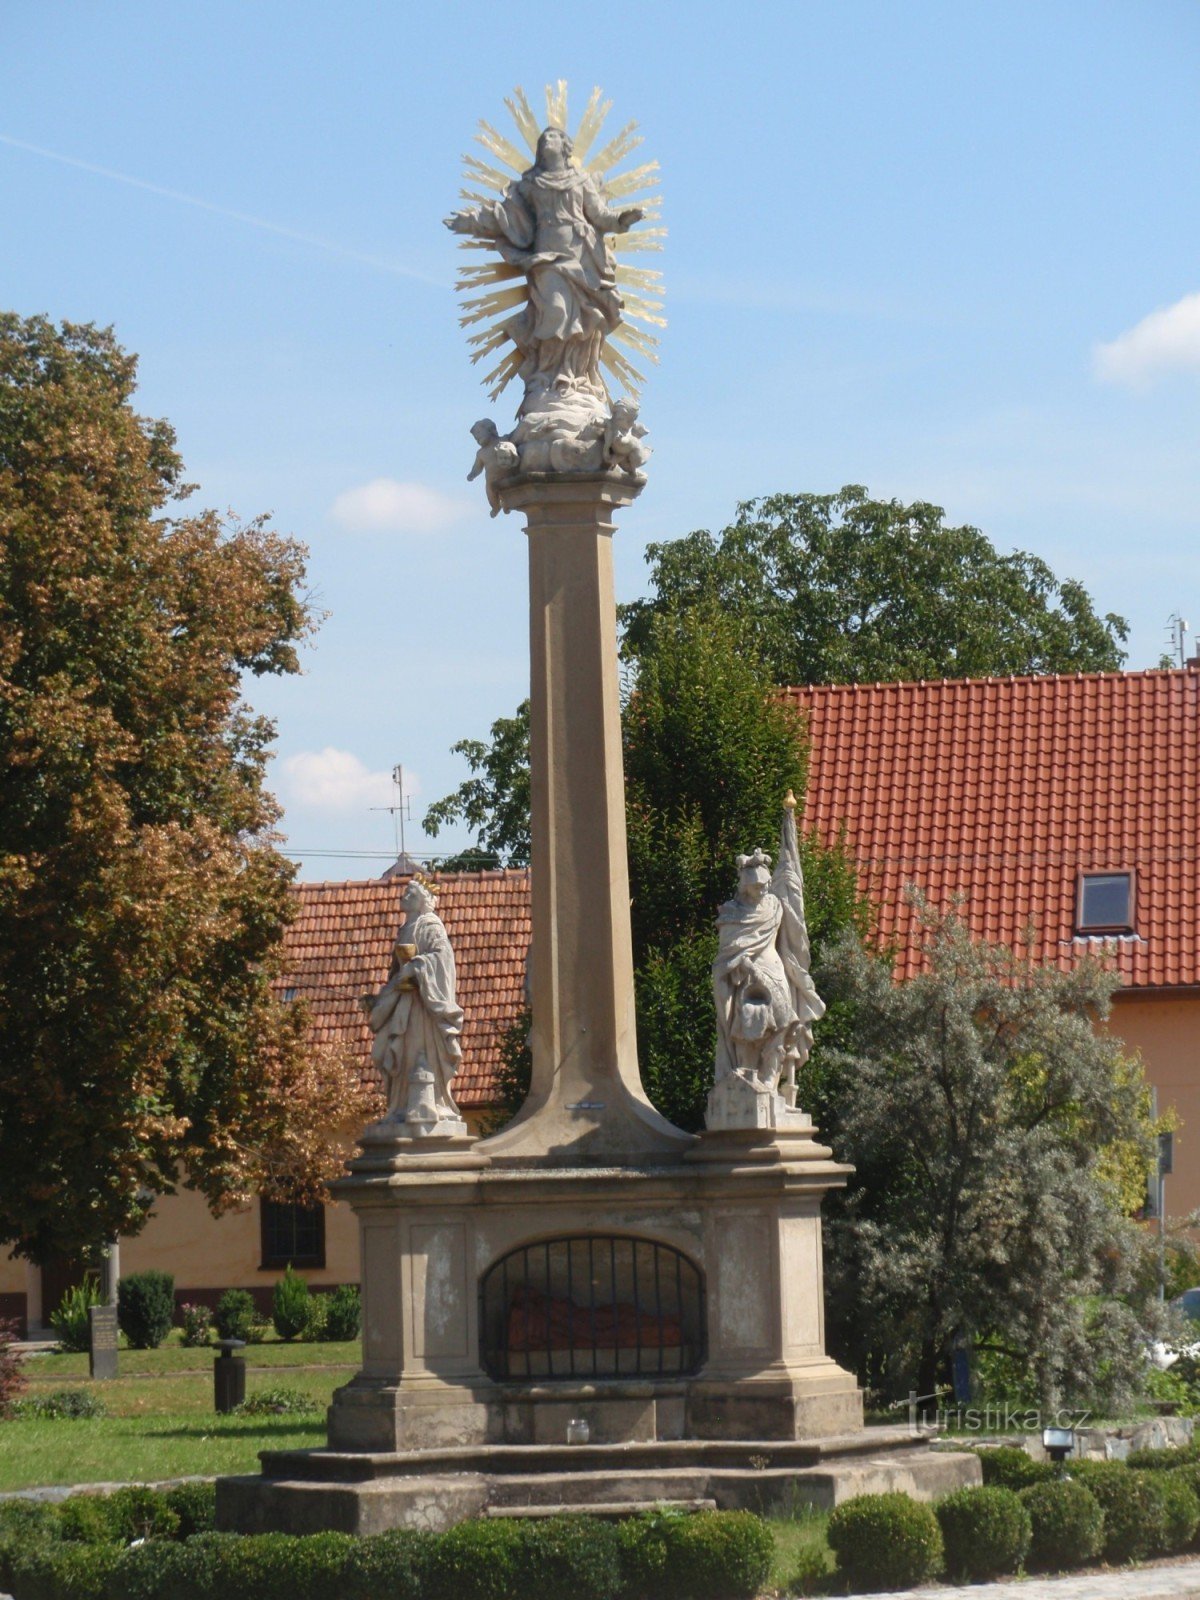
[56,1494,115,1544]
[826,1493,944,1592]
[520,1516,623,1600]
[301,1293,329,1344]
[657,1509,773,1600]
[12,1388,106,1419]
[117,1270,175,1350]
[213,1289,257,1343]
[426,1517,526,1600]
[178,1303,213,1348]
[235,1385,320,1416]
[109,1538,193,1600]
[0,1500,59,1593]
[784,1542,830,1596]
[936,1484,1031,1580]
[0,1315,27,1415]
[322,1284,361,1342]
[49,1278,101,1353]
[1068,1460,1170,1561]
[342,1527,436,1600]
[1160,1469,1200,1552]
[977,1444,1056,1491]
[106,1486,182,1544]
[1127,1441,1200,1470]
[271,1267,312,1342]
[1019,1477,1105,1570]
[7,1537,121,1600]
[162,1481,217,1538]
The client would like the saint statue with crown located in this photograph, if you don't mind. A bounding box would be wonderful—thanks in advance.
[362,874,467,1138]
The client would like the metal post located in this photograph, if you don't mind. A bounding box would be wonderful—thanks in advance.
[214,1338,247,1413]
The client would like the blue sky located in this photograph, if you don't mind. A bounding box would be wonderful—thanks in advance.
[5,1,1199,876]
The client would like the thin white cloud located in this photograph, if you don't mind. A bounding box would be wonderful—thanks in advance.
[283,748,415,812]
[1093,291,1200,388]
[330,477,467,534]
[0,133,444,286]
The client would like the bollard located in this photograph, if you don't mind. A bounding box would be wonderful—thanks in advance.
[213,1338,247,1413]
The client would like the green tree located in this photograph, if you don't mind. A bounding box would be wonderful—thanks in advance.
[810,895,1159,1411]
[422,701,530,868]
[625,609,865,1128]
[620,486,1128,685]
[430,608,867,1131]
[0,313,372,1263]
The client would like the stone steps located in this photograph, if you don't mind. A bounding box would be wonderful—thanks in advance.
[486,1497,717,1518]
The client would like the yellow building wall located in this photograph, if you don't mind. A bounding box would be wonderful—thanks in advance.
[1109,991,1200,1220]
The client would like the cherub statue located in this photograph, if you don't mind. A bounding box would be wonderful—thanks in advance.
[603,398,651,475]
[708,793,825,1128]
[466,419,519,516]
[361,875,467,1136]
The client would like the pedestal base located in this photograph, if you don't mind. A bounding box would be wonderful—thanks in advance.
[217,1428,980,1536]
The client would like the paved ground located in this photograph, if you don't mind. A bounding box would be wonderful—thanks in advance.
[856,1561,1200,1598]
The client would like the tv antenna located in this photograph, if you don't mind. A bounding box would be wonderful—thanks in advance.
[370,764,413,861]
[1167,614,1190,668]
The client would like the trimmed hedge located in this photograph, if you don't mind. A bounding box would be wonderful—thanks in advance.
[1018,1478,1105,1570]
[0,1497,772,1600]
[827,1492,943,1591]
[935,1484,1031,1581]
[213,1289,256,1343]
[1127,1441,1200,1471]
[271,1268,312,1343]
[1160,1469,1200,1552]
[976,1445,1056,1491]
[1067,1460,1175,1561]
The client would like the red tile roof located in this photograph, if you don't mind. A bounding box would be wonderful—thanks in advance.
[280,871,530,1108]
[784,667,1200,987]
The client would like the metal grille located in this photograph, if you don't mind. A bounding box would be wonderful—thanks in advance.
[479,1235,705,1381]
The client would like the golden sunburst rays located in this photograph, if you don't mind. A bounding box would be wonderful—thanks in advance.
[455,82,665,401]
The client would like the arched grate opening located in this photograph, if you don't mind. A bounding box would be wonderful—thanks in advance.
[479,1235,706,1382]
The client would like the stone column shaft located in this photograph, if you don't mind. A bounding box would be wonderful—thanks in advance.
[484,475,690,1162]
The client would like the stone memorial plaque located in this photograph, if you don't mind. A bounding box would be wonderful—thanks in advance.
[89,1303,118,1380]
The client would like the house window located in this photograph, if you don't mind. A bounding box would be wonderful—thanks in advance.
[1076,872,1135,934]
[281,986,299,1002]
[260,1199,325,1269]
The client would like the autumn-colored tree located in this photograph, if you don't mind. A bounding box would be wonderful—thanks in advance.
[0,313,377,1263]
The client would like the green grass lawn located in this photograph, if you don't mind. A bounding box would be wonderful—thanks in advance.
[1,1335,358,1491]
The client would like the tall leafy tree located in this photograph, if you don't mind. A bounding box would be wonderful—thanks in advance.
[0,314,375,1263]
[621,486,1129,685]
[625,609,865,1128]
[810,897,1159,1411]
[428,607,866,1130]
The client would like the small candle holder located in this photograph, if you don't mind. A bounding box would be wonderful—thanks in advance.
[566,1417,590,1446]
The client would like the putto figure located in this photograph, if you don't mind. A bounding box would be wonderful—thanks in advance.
[466,419,519,516]
[444,83,664,492]
[362,875,467,1138]
[708,794,826,1131]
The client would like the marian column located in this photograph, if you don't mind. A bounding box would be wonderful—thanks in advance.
[445,93,689,1161]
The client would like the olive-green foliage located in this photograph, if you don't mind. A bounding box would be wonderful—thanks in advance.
[1068,1460,1174,1561]
[1160,1470,1200,1552]
[1018,1478,1105,1571]
[817,905,1158,1407]
[234,1385,319,1416]
[826,1492,944,1591]
[340,1527,435,1600]
[116,1271,175,1351]
[1127,1441,1200,1470]
[48,1281,102,1354]
[161,1483,216,1540]
[12,1389,105,1419]
[316,1280,360,1344]
[213,1289,256,1343]
[977,1446,1057,1492]
[0,1505,773,1600]
[935,1485,1031,1581]
[620,486,1128,687]
[270,1267,312,1342]
[624,609,865,1131]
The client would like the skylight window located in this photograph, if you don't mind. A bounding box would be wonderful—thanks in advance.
[1076,872,1135,934]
